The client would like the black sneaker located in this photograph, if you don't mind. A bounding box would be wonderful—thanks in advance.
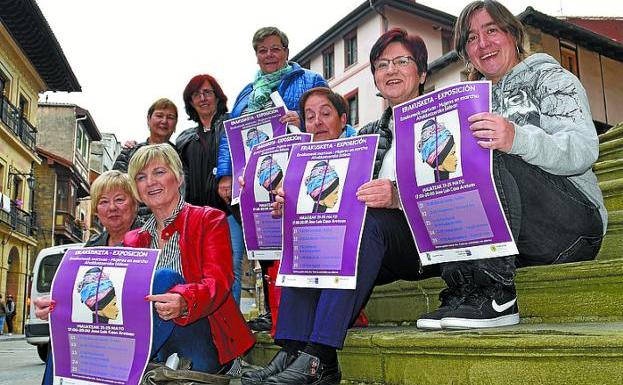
[241,349,297,385]
[416,286,470,330]
[247,312,272,332]
[440,284,519,329]
[263,352,341,385]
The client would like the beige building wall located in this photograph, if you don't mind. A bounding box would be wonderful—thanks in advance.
[602,56,623,125]
[578,48,607,123]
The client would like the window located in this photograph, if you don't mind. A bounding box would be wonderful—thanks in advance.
[11,176,22,202]
[344,90,359,127]
[344,31,357,68]
[441,30,453,55]
[323,46,335,80]
[18,95,28,117]
[560,42,579,77]
[75,123,90,160]
[0,71,7,96]
[0,163,4,194]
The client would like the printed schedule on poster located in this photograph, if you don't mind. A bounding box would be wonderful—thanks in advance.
[50,247,159,385]
[278,135,378,289]
[394,81,517,265]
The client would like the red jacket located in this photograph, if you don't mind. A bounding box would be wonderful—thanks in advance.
[124,203,254,364]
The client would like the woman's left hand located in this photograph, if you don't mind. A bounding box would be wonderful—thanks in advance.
[279,111,301,129]
[468,112,515,152]
[356,179,400,209]
[145,293,188,321]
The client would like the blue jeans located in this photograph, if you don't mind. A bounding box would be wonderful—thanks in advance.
[227,215,244,305]
[0,315,4,333]
[151,269,222,373]
[275,209,439,348]
[443,152,604,285]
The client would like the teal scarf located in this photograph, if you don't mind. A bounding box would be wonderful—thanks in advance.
[247,64,292,113]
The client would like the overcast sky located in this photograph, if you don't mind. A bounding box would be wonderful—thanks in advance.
[34,0,622,143]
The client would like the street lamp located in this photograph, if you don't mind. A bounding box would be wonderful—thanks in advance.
[8,164,35,190]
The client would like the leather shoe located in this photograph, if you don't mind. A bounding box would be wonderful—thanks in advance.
[241,349,296,385]
[247,313,272,332]
[263,352,341,385]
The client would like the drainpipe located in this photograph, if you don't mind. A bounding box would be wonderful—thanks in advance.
[369,0,389,33]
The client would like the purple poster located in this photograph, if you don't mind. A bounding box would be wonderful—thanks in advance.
[224,106,288,204]
[394,81,517,265]
[49,247,159,385]
[278,135,379,289]
[240,133,313,260]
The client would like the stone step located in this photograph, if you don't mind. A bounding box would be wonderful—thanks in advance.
[246,322,623,385]
[601,179,623,211]
[365,258,623,326]
[593,158,623,182]
[598,123,623,144]
[599,209,623,261]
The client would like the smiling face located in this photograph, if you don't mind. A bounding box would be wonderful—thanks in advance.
[148,107,177,143]
[134,159,182,213]
[256,35,288,74]
[438,144,457,173]
[304,94,347,142]
[190,80,217,119]
[96,188,136,236]
[374,42,425,107]
[466,8,519,84]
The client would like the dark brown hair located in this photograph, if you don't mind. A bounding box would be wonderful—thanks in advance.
[299,87,348,120]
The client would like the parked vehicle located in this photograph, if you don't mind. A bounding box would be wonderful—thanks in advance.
[25,243,82,361]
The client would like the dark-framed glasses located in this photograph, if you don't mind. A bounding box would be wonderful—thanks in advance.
[256,45,286,56]
[374,55,416,71]
[191,89,215,100]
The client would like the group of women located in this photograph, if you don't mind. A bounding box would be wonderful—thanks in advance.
[35,1,606,385]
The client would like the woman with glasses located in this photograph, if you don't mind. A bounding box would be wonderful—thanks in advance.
[218,26,328,333]
[241,29,439,385]
[175,74,246,307]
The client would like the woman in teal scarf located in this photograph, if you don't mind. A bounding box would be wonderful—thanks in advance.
[217,26,327,334]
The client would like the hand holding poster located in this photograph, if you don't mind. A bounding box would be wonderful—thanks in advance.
[50,247,159,385]
[278,135,379,289]
[240,133,313,260]
[394,81,518,265]
[224,106,288,204]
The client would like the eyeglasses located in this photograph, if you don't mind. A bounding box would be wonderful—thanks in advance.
[191,89,215,100]
[374,55,416,71]
[256,45,286,56]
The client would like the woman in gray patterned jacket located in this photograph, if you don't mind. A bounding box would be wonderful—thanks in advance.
[417,0,607,330]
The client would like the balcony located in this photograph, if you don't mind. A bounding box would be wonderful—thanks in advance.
[0,202,35,237]
[0,94,37,152]
[55,212,83,242]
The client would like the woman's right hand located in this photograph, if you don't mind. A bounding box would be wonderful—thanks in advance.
[33,296,55,321]
[238,175,245,189]
[271,187,285,217]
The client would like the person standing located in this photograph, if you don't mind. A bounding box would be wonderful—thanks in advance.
[176,74,245,306]
[5,294,15,335]
[0,294,6,335]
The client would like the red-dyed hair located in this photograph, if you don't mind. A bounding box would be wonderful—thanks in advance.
[182,74,228,123]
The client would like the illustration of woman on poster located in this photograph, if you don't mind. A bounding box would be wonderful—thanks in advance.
[257,155,284,202]
[417,119,458,182]
[76,267,119,324]
[305,160,340,213]
[245,126,270,150]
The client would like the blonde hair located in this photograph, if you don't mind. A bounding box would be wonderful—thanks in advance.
[90,170,137,211]
[127,144,183,201]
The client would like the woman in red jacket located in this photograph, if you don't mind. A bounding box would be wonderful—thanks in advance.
[125,143,254,374]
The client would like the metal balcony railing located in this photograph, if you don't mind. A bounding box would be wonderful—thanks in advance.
[0,202,35,237]
[0,94,37,152]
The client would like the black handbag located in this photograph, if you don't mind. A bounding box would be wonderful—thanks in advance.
[140,358,230,385]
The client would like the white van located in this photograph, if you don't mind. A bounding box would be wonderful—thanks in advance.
[25,243,83,361]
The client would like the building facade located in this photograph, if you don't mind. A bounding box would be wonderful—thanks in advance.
[0,0,80,332]
[292,0,623,132]
[34,104,101,254]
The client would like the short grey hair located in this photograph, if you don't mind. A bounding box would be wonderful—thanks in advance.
[252,27,289,51]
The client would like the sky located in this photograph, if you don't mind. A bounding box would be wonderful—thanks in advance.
[34,0,623,143]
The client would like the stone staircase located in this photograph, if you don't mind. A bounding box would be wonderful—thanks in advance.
[245,124,623,384]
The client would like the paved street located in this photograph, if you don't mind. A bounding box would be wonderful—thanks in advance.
[0,338,46,385]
